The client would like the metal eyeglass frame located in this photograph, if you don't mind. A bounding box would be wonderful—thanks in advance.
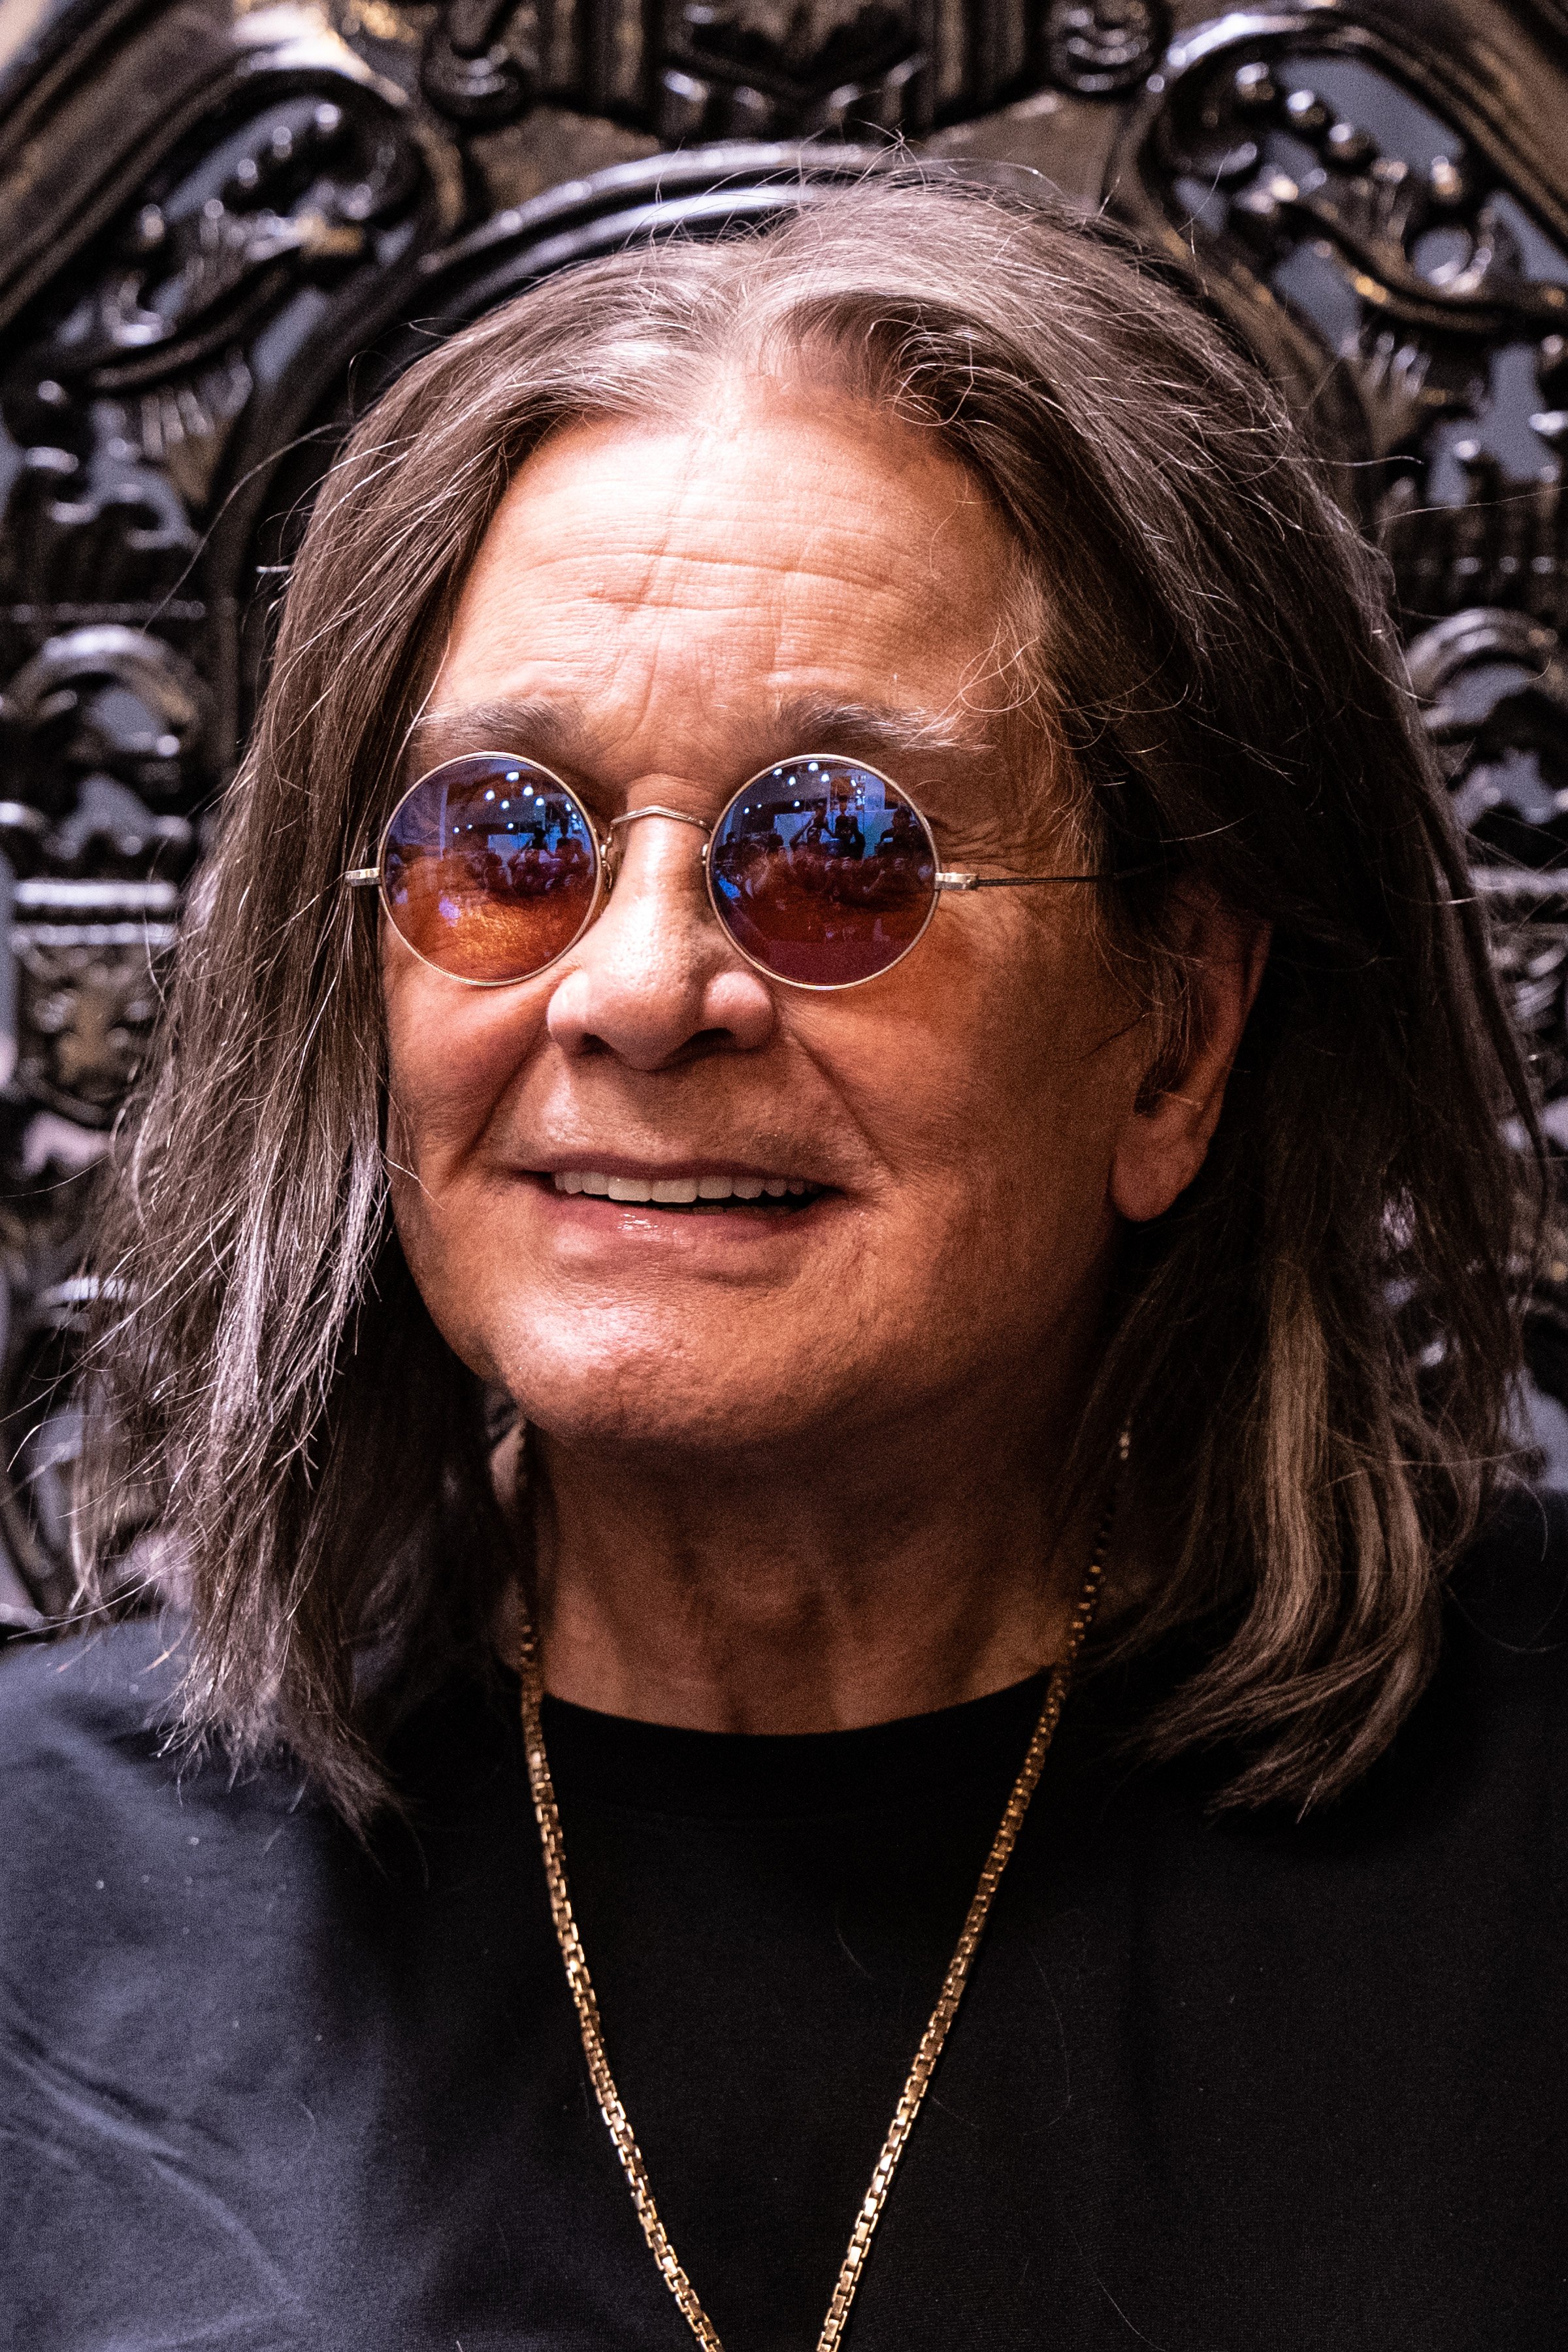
[346,749,1129,992]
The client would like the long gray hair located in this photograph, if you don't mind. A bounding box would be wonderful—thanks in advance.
[80,174,1541,1826]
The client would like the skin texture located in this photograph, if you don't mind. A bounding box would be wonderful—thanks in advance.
[385,387,1266,1730]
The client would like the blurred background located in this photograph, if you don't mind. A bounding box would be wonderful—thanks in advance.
[1,0,1566,1628]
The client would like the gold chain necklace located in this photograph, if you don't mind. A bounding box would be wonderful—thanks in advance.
[516,1495,1115,2352]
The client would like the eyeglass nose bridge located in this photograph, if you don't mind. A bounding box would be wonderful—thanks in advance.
[603,804,715,887]
[607,804,713,838]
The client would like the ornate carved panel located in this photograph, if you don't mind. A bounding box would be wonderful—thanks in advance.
[2,0,1567,1620]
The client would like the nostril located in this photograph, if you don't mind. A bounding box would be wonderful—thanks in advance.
[570,1022,741,1068]
[674,1027,743,1065]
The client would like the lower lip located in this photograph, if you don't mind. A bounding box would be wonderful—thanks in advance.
[529,1177,832,1247]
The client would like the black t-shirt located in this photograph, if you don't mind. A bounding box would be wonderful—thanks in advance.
[3,1498,1566,2352]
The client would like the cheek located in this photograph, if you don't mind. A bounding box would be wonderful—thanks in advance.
[381,943,551,1361]
[382,936,546,1181]
[381,964,546,1384]
[763,925,1132,1414]
[806,905,1135,1245]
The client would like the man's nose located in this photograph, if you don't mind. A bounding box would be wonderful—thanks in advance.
[544,805,777,1070]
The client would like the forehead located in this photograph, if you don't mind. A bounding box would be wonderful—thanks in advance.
[429,395,1021,778]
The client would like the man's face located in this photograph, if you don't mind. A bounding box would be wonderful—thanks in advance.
[383,390,1151,1465]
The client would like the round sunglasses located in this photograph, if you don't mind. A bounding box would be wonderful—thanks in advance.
[346,750,1119,992]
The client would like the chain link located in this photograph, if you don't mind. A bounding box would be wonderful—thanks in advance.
[517,1475,1117,2351]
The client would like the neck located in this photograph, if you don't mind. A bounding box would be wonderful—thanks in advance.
[511,1404,1111,1734]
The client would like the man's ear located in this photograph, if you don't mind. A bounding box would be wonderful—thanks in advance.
[1110,892,1270,1225]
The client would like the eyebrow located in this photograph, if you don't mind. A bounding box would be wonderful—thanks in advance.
[402,698,576,775]
[402,693,994,780]
[774,696,992,762]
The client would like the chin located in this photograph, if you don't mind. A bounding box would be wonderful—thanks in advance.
[493,1320,860,1459]
[513,1377,783,1457]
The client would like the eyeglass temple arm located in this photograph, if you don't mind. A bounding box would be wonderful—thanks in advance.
[936,868,1151,892]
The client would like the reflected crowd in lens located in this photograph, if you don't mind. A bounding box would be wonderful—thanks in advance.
[384,755,599,983]
[710,760,937,985]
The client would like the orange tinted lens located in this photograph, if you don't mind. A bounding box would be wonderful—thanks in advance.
[709,759,936,985]
[382,755,598,983]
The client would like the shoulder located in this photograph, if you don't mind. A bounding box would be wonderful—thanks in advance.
[0,1613,184,1786]
[0,1618,365,2116]
[0,1616,324,1901]
[1077,1486,1568,1842]
[0,1618,197,1892]
[1416,1482,1568,1791]
[0,1614,515,1893]
[0,1620,197,2018]
[1288,1483,1568,1862]
[1445,1481,1568,1662]
[1416,1478,1568,1800]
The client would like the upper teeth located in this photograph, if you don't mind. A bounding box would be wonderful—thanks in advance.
[553,1172,811,1203]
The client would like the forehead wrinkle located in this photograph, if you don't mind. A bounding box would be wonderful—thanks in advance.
[502,540,946,617]
[478,481,985,629]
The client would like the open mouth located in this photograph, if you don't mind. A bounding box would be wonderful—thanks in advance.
[549,1171,824,1214]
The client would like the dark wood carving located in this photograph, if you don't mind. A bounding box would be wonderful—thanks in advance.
[1,0,1566,1624]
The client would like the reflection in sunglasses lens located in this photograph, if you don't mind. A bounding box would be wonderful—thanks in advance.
[382,753,599,983]
[709,759,937,985]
